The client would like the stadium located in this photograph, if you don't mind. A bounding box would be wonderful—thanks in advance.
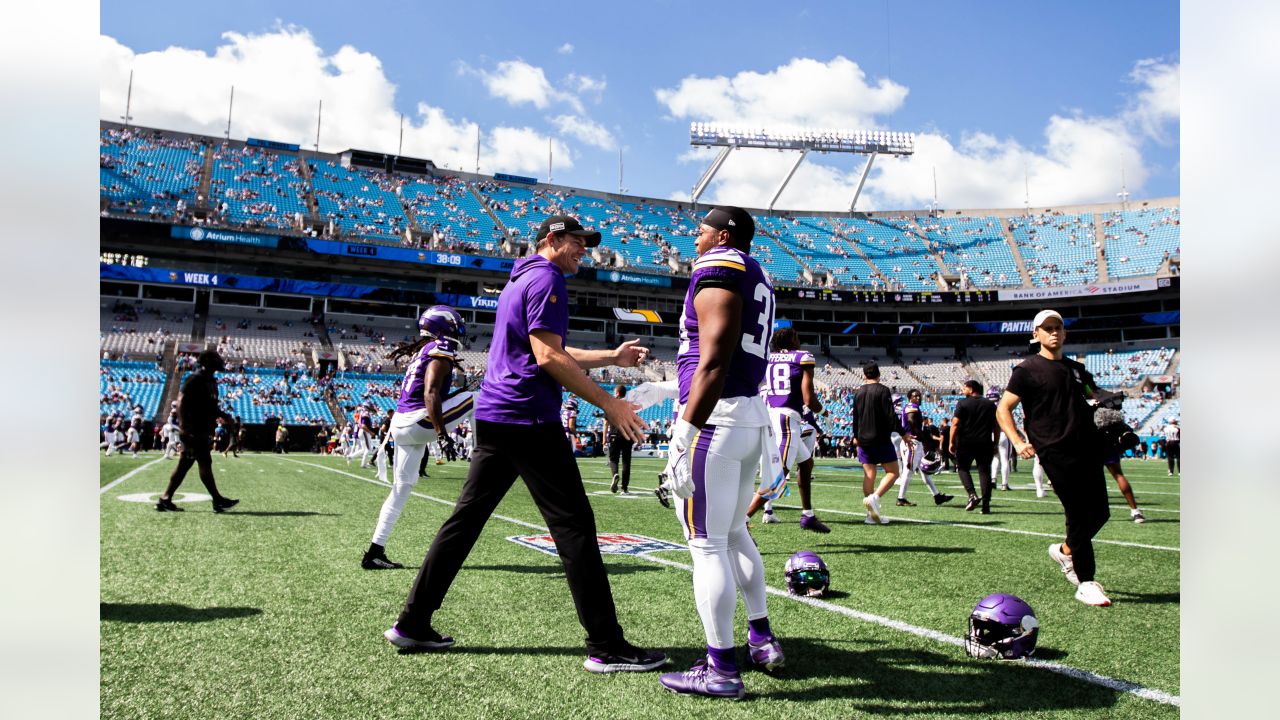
[99,117,1180,717]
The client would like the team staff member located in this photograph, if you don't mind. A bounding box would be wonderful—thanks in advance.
[605,385,635,494]
[386,215,666,674]
[950,380,998,513]
[155,350,239,513]
[1162,418,1180,475]
[853,363,903,525]
[997,309,1112,606]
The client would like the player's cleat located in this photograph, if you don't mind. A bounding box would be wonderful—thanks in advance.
[1049,543,1080,586]
[384,625,454,651]
[863,514,877,525]
[1035,489,1047,498]
[659,659,745,699]
[799,514,830,533]
[212,497,239,513]
[611,473,621,493]
[747,637,785,673]
[964,495,980,512]
[654,474,672,509]
[583,642,667,673]
[1001,484,1011,491]
[155,497,185,512]
[362,552,404,570]
[862,493,882,524]
[436,458,446,465]
[895,498,916,507]
[1074,581,1112,606]
[933,493,955,505]
[1132,509,1146,524]
[761,511,780,524]
[980,508,992,515]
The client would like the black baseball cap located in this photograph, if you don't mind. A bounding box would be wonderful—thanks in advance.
[702,206,755,245]
[197,349,226,371]
[535,215,602,247]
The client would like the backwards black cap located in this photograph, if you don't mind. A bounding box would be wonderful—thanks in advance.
[197,349,226,372]
[535,215,602,247]
[702,206,755,246]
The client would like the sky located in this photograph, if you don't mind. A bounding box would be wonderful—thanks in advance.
[99,0,1179,212]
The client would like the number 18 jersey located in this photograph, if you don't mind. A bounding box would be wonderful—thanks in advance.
[677,246,774,405]
[764,350,815,413]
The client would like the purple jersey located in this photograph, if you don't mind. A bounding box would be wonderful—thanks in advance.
[901,401,923,436]
[677,246,774,405]
[475,254,569,425]
[397,338,458,413]
[764,350,815,413]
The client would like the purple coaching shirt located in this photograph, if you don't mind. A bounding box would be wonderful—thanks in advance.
[475,254,569,424]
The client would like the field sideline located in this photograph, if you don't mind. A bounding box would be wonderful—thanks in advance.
[101,452,1179,719]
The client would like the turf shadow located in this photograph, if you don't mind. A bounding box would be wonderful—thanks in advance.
[465,564,661,576]
[101,603,262,624]
[752,638,1127,712]
[1107,590,1180,605]
[218,511,341,517]
[805,544,976,556]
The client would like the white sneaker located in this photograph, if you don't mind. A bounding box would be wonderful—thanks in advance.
[1074,581,1112,606]
[1131,509,1146,524]
[1048,543,1080,586]
[862,494,882,524]
[863,514,877,525]
[762,512,780,524]
[1035,489,1047,498]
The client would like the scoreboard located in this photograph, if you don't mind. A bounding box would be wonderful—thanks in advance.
[777,286,998,305]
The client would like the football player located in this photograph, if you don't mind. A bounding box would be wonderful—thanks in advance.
[363,306,475,570]
[744,319,830,532]
[986,387,1013,490]
[894,389,953,507]
[659,207,782,699]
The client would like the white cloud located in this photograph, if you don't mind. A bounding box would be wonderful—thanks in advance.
[461,58,584,114]
[550,115,615,150]
[658,56,1175,211]
[99,28,567,175]
[567,72,606,98]
[557,43,574,55]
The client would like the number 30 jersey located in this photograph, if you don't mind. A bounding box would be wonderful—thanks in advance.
[677,246,774,406]
[764,350,815,413]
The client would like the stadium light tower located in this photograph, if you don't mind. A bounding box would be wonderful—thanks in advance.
[688,123,915,212]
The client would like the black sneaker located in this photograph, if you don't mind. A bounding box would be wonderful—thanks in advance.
[610,473,621,493]
[654,474,672,509]
[212,497,240,513]
[155,497,184,512]
[933,493,955,505]
[583,642,668,673]
[362,553,404,570]
[895,498,916,507]
[964,495,979,512]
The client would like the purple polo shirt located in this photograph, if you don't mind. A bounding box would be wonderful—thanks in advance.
[475,254,569,424]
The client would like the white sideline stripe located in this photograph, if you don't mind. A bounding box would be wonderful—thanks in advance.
[100,457,165,495]
[285,456,1179,707]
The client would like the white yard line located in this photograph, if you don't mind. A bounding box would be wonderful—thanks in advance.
[283,456,1180,707]
[99,457,165,495]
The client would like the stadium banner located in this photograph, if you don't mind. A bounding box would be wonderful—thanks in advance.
[594,269,673,288]
[434,293,500,311]
[613,308,663,323]
[494,172,538,185]
[302,239,516,274]
[246,137,300,152]
[101,263,389,299]
[997,278,1158,302]
[170,225,281,249]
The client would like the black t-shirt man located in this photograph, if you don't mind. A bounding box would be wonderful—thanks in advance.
[853,381,900,446]
[1005,354,1100,457]
[953,395,998,451]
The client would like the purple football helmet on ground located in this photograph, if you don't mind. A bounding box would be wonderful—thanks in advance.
[418,305,466,341]
[784,551,830,597]
[964,593,1039,659]
[920,450,944,475]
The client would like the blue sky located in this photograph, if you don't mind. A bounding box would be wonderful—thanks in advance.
[100,1,1179,211]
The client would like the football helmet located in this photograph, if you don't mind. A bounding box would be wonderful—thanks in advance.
[784,551,830,597]
[920,450,944,475]
[418,305,466,341]
[985,386,1002,401]
[964,593,1039,660]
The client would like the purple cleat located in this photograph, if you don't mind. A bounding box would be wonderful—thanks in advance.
[659,659,745,700]
[799,514,831,534]
[747,638,785,673]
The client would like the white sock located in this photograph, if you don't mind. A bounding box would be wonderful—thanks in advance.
[801,509,814,517]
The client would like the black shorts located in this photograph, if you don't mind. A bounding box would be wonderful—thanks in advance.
[179,432,213,463]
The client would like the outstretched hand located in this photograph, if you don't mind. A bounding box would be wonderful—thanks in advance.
[613,339,649,368]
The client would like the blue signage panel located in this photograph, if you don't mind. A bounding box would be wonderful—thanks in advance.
[170,225,281,249]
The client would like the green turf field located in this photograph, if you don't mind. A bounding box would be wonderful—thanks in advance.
[100,452,1179,718]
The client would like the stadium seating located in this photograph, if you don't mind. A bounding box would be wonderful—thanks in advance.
[1007,212,1098,287]
[208,144,309,232]
[915,216,1021,288]
[207,308,322,366]
[401,176,504,254]
[1100,207,1181,279]
[100,127,205,219]
[309,160,411,241]
[100,360,167,419]
[1075,348,1174,388]
[330,372,401,416]
[835,217,940,291]
[100,299,193,358]
[207,368,334,424]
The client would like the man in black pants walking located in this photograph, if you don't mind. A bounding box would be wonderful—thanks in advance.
[156,350,239,513]
[605,385,635,493]
[998,309,1112,606]
[949,380,998,513]
[384,215,667,673]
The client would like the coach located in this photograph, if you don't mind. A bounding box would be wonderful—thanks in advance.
[155,350,238,513]
[386,214,667,673]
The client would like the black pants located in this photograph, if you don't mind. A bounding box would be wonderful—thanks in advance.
[1165,441,1179,474]
[956,446,994,510]
[163,433,223,501]
[397,420,625,653]
[607,435,634,490]
[1040,448,1111,583]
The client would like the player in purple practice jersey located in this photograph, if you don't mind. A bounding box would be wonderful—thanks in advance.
[361,305,474,570]
[895,389,953,507]
[658,207,782,700]
[744,320,830,532]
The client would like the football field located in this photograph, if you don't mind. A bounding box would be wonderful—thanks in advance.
[100,452,1180,719]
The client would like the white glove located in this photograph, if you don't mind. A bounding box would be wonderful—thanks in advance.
[626,380,680,412]
[666,418,700,499]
